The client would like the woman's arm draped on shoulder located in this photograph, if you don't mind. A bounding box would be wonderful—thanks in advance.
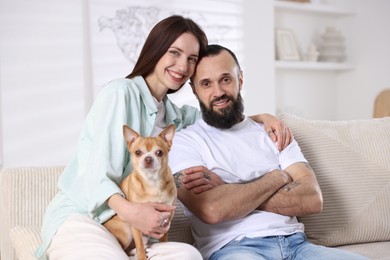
[179,105,201,128]
[164,97,201,130]
[249,113,293,151]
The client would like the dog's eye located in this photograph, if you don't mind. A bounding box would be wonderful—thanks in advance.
[155,150,164,157]
[135,150,142,156]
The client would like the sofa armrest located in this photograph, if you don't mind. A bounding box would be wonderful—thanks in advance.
[0,166,64,260]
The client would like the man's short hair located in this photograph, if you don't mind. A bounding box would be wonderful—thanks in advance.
[190,44,241,84]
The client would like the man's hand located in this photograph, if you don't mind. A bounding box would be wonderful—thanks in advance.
[176,168,292,224]
[173,166,224,194]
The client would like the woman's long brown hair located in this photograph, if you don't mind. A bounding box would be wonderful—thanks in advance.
[126,15,208,94]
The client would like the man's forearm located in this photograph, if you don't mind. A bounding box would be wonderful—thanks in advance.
[258,164,323,216]
[176,169,291,224]
[258,179,308,216]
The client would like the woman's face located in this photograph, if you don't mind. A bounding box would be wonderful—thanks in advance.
[147,32,200,95]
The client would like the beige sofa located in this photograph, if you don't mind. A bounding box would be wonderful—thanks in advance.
[1,114,389,260]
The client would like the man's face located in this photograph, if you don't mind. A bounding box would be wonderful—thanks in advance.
[191,50,244,129]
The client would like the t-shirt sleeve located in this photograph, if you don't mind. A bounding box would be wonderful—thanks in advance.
[278,139,308,170]
[169,130,205,174]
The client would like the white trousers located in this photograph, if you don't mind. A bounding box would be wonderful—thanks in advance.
[47,214,202,260]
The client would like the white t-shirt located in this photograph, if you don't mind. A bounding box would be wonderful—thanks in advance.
[169,118,307,259]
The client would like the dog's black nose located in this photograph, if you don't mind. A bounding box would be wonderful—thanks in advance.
[144,156,153,164]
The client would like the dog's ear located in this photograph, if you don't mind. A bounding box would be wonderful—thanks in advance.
[159,124,176,146]
[123,125,139,145]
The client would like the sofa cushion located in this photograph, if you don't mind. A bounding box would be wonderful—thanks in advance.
[8,201,193,260]
[9,226,41,260]
[280,114,390,247]
[336,241,390,259]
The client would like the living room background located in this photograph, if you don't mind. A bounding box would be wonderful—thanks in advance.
[0,0,389,168]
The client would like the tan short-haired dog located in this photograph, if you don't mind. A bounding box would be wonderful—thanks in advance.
[104,124,177,260]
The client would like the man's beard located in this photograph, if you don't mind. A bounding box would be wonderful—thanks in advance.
[199,93,244,129]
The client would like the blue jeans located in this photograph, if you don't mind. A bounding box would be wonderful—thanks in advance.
[209,233,369,260]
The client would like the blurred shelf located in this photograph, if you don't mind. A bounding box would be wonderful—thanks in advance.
[275,61,354,71]
[274,1,356,16]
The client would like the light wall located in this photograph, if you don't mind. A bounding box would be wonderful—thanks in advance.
[0,0,86,168]
[336,0,390,119]
[242,1,275,116]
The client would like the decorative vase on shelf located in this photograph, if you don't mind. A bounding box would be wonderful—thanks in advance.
[318,27,346,62]
[304,43,320,62]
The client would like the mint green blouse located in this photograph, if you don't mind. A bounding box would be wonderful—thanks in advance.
[36,76,200,259]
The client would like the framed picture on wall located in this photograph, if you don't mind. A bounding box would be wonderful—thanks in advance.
[275,28,301,61]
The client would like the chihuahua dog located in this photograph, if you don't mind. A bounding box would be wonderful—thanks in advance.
[104,124,177,260]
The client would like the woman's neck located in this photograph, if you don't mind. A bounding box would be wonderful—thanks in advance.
[145,74,167,102]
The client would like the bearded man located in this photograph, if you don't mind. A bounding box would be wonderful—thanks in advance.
[168,44,368,260]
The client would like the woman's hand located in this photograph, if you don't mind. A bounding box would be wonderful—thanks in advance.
[126,202,175,239]
[176,166,224,194]
[250,113,293,151]
[108,194,175,239]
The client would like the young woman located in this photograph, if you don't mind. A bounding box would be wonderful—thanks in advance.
[36,15,290,260]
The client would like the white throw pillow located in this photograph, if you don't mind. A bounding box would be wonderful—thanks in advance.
[280,114,390,247]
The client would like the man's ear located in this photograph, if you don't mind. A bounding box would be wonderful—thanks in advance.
[239,70,244,91]
[189,81,199,99]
